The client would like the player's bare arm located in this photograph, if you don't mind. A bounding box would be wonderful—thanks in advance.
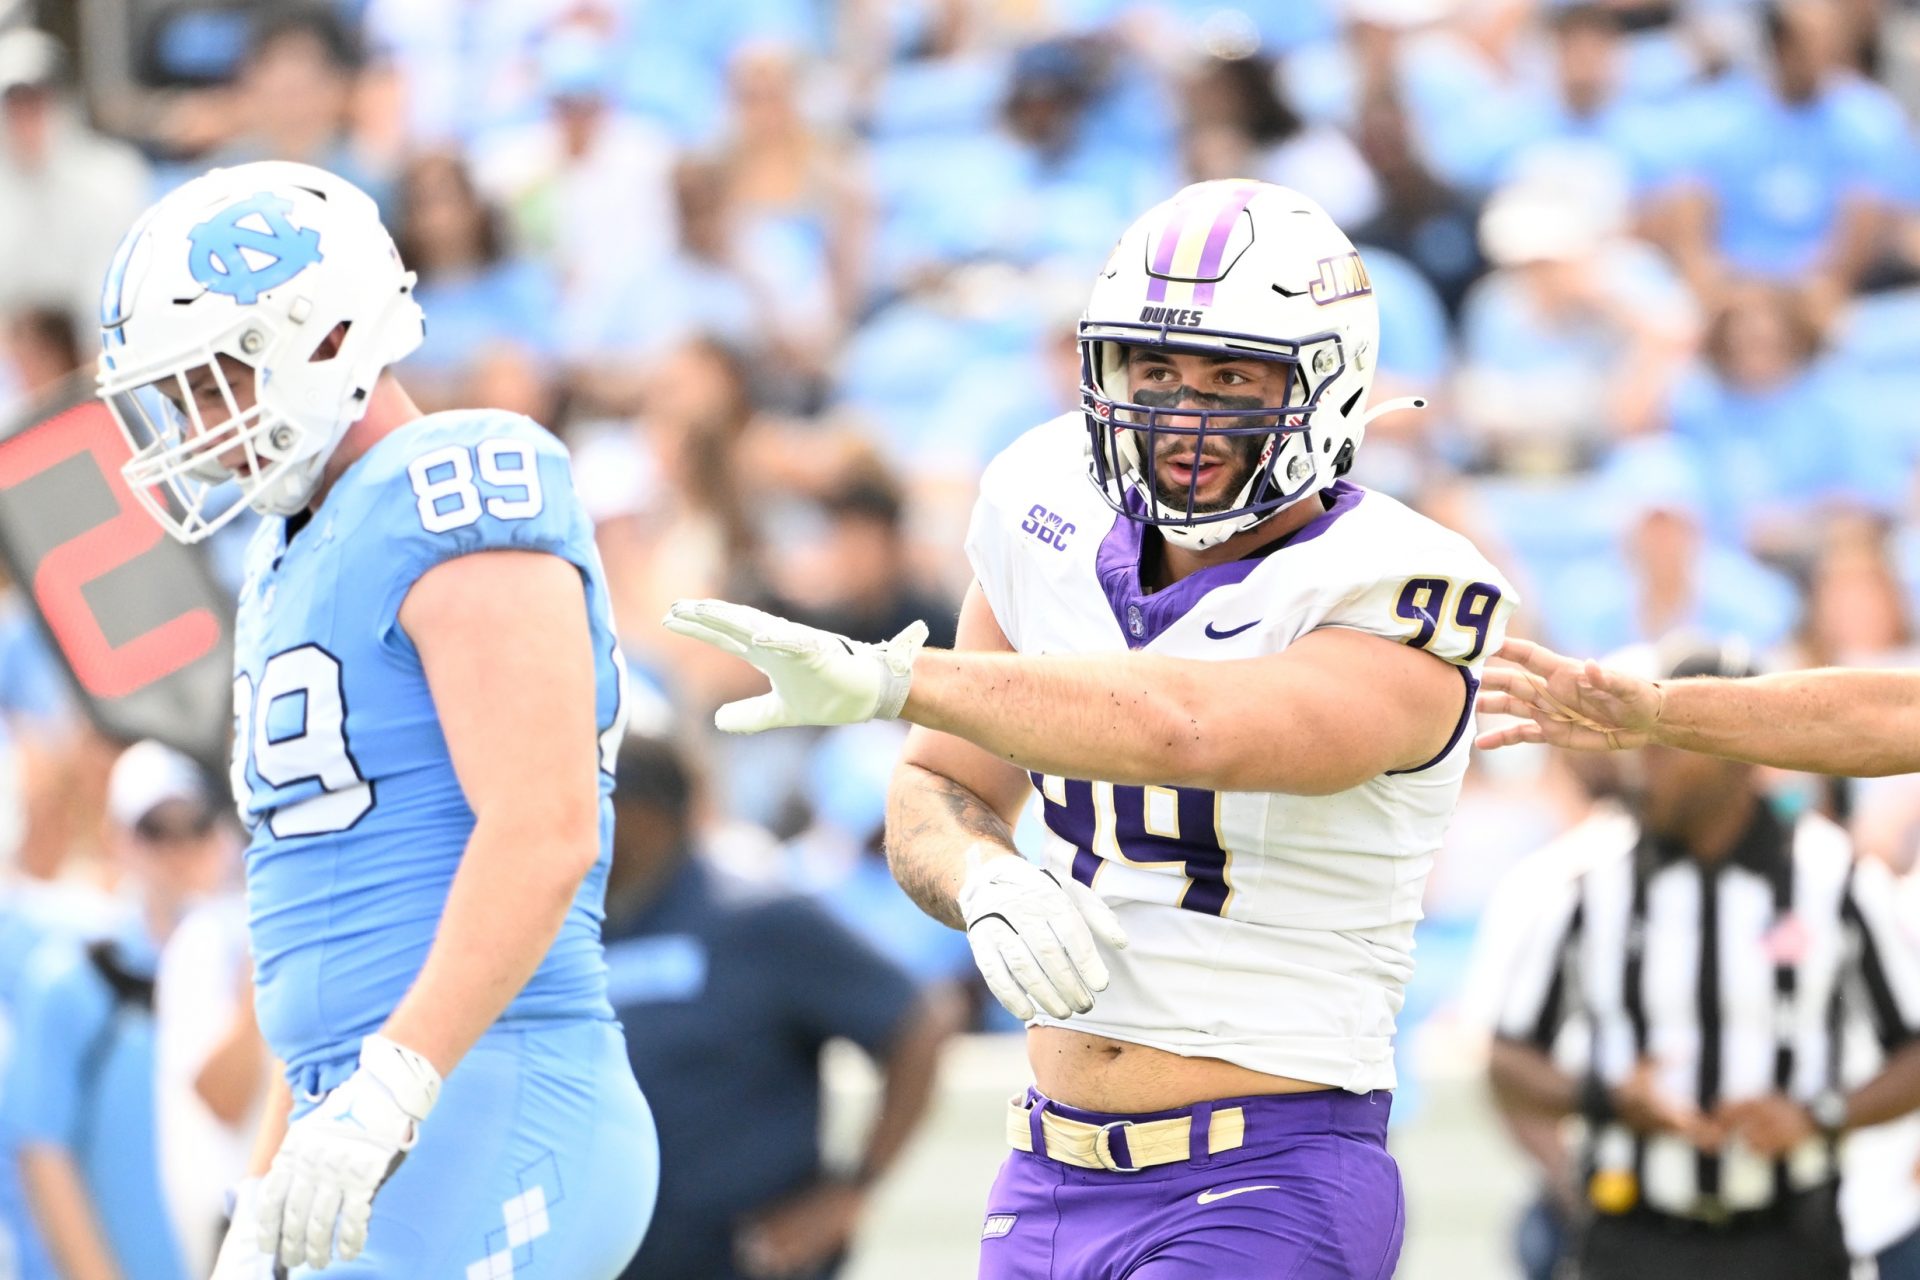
[880,581,1128,1022]
[678,580,1466,1031]
[673,593,1466,793]
[902,623,1463,794]
[885,764,1017,930]
[382,549,605,1073]
[885,581,1033,932]
[1478,636,1920,776]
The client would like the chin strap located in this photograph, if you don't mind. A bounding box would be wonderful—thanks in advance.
[1356,395,1428,431]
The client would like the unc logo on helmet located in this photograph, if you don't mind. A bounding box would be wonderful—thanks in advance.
[98,162,424,544]
[187,192,324,306]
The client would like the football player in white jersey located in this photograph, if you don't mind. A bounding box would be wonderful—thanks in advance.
[666,179,1518,1278]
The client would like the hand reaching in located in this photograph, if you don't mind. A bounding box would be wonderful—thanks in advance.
[1476,638,1665,753]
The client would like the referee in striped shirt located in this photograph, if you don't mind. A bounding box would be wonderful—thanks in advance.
[1488,643,1920,1280]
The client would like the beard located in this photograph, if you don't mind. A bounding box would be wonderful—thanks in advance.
[1128,385,1278,515]
[1142,429,1269,514]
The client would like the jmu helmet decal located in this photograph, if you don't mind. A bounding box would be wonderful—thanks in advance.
[1143,181,1262,306]
[1307,252,1372,306]
[186,192,324,306]
[1078,181,1392,552]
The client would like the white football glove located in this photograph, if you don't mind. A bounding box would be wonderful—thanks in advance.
[663,599,928,734]
[257,1035,441,1271]
[211,1179,281,1280]
[958,848,1130,1021]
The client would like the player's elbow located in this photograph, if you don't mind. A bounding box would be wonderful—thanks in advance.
[1169,684,1364,794]
[480,796,602,885]
[1187,746,1366,796]
[549,810,604,884]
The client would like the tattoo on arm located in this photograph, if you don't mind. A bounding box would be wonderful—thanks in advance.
[886,766,1016,931]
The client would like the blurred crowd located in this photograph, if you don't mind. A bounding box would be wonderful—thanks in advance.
[4,0,1920,1274]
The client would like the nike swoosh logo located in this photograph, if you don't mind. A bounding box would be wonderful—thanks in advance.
[1197,1184,1283,1205]
[1204,620,1260,640]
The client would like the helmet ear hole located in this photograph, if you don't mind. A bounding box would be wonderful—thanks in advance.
[1332,440,1355,476]
[307,321,351,364]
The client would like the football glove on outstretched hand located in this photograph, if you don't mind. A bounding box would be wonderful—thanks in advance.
[958,848,1130,1021]
[257,1035,441,1272]
[663,599,928,733]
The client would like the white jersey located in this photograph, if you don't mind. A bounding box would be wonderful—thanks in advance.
[965,416,1518,1091]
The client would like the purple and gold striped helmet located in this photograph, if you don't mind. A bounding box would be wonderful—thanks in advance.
[1080,181,1414,551]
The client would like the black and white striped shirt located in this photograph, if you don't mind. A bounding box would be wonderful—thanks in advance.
[1494,801,1920,1219]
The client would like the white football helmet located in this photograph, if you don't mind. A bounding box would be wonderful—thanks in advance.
[96,161,425,543]
[1080,180,1420,551]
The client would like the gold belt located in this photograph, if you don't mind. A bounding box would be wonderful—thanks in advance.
[1005,1094,1248,1172]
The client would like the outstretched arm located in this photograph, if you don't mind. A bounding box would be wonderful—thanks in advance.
[1478,637,1920,777]
[900,623,1459,793]
[666,597,1467,795]
[676,585,1469,1020]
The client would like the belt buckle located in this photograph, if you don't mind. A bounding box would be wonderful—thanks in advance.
[1093,1119,1143,1173]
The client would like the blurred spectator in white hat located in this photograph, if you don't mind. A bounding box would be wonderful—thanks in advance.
[0,27,151,340]
[1,740,233,1280]
[1456,163,1696,471]
[1541,440,1801,656]
[473,19,679,364]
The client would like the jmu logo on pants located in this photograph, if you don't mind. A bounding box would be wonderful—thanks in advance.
[982,1214,1018,1240]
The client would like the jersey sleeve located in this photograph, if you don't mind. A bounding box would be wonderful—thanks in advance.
[1326,550,1519,671]
[963,433,1033,651]
[1311,510,1521,773]
[366,414,602,650]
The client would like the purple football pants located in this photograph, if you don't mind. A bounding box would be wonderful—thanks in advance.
[977,1088,1404,1280]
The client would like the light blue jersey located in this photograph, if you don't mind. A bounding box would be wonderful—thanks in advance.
[230,407,628,1072]
[227,409,655,1277]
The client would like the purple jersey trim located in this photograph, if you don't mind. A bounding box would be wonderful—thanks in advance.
[1094,481,1366,649]
[1385,664,1478,775]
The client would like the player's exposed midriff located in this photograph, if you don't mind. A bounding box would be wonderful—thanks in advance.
[1027,1025,1333,1113]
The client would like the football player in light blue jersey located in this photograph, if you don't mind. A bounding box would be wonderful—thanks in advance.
[94,161,657,1277]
